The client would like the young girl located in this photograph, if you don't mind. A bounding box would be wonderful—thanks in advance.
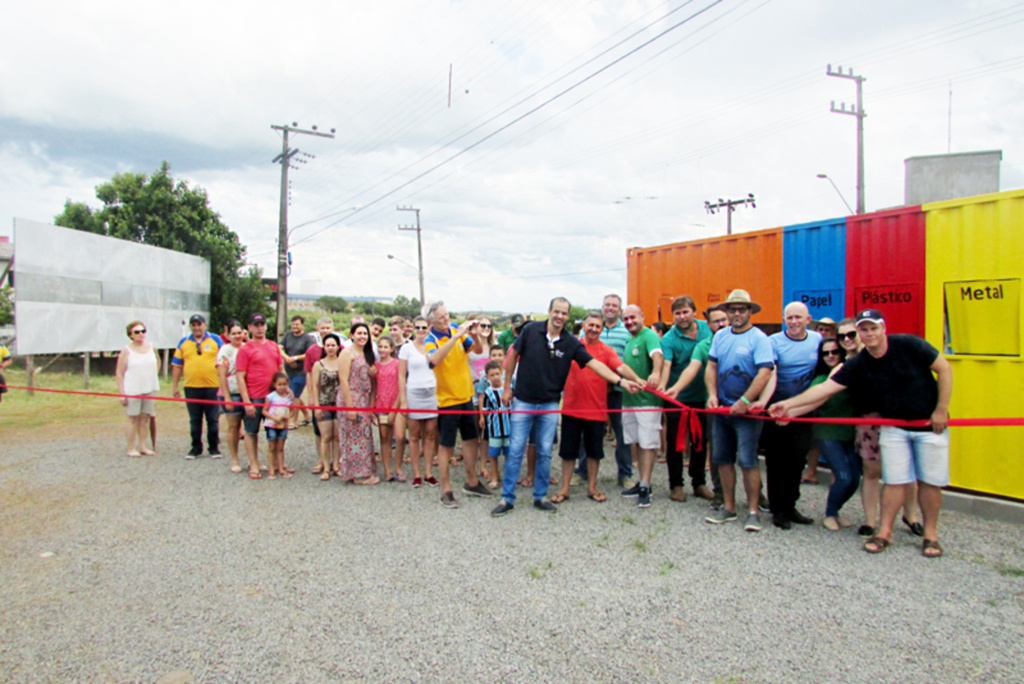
[263,373,293,479]
[375,336,406,482]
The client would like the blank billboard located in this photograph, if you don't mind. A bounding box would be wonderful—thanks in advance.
[13,218,210,354]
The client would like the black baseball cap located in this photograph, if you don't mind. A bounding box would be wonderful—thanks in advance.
[249,313,268,325]
[189,314,206,325]
[854,309,885,326]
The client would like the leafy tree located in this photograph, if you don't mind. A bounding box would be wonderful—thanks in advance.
[316,295,349,313]
[0,285,13,326]
[55,162,269,329]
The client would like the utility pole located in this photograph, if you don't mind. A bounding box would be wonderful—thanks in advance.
[271,122,335,339]
[397,206,425,306]
[704,194,756,235]
[827,65,866,214]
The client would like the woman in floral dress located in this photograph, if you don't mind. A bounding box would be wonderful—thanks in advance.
[337,322,379,485]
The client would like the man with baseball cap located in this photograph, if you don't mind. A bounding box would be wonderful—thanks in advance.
[770,309,953,558]
[236,313,286,478]
[171,313,224,458]
[498,314,528,352]
[704,290,775,532]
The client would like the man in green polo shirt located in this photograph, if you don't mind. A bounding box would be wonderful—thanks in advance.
[620,304,663,508]
[657,295,712,502]
[497,314,528,352]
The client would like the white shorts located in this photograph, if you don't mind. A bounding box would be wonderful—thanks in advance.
[622,409,661,450]
[879,426,950,487]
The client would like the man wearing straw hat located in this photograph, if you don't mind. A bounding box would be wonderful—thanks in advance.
[703,289,775,532]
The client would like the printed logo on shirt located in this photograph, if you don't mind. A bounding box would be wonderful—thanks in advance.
[736,346,750,355]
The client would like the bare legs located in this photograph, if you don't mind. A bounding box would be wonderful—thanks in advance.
[719,464,761,514]
[224,414,242,471]
[408,418,437,482]
[318,418,337,480]
[124,414,149,456]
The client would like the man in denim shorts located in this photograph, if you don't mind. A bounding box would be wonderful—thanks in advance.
[770,309,952,558]
[703,290,775,532]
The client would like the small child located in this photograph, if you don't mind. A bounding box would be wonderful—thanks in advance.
[479,359,510,488]
[374,336,405,482]
[263,373,293,479]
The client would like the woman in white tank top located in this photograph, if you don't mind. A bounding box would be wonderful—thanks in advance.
[115,320,161,457]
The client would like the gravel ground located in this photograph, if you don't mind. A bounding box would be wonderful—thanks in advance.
[1,426,1022,684]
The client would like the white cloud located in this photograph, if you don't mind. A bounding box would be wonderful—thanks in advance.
[2,0,1022,313]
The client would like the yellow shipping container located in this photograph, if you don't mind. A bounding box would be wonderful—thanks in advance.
[924,188,1024,500]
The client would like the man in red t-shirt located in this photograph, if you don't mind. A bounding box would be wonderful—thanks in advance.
[236,313,285,478]
[554,311,643,503]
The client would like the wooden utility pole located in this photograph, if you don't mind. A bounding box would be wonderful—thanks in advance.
[827,65,867,214]
[704,195,756,235]
[271,123,335,340]
[397,206,425,306]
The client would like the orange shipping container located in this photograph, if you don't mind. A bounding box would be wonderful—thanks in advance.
[627,228,784,326]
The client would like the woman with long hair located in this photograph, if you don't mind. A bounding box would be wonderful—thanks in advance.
[398,316,439,487]
[216,320,246,472]
[311,333,342,480]
[337,322,379,485]
[810,338,860,531]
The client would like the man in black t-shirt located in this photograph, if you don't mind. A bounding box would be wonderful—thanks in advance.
[769,309,953,559]
[280,315,315,427]
[491,297,641,517]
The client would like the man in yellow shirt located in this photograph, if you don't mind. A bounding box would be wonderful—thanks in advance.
[425,302,493,508]
[171,314,224,458]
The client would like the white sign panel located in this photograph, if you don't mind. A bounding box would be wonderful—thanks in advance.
[13,218,210,354]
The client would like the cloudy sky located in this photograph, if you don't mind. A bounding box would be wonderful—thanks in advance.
[2,0,1022,314]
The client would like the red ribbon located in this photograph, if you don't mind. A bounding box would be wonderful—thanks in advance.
[2,383,1023,426]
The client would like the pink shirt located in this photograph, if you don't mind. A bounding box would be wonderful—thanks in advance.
[375,358,400,411]
[236,338,283,398]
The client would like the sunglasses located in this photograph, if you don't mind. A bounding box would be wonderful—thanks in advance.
[414,325,429,331]
[839,331,858,341]
[131,328,146,335]
[479,323,492,328]
[823,349,842,357]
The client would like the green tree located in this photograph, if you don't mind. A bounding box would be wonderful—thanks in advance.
[0,285,13,326]
[316,295,349,313]
[54,162,269,329]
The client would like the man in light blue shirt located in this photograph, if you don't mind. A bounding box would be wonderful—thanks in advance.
[757,302,822,529]
[704,290,774,532]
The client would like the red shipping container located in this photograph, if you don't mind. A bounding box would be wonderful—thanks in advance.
[845,206,926,336]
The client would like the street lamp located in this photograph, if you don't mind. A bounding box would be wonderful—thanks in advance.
[396,206,425,306]
[387,254,423,304]
[816,174,854,215]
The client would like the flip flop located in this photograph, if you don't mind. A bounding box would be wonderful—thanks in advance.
[126,451,142,458]
[863,536,890,554]
[395,472,407,482]
[551,493,569,504]
[902,515,925,537]
[248,471,262,480]
[922,539,943,558]
[230,465,243,473]
[587,492,607,503]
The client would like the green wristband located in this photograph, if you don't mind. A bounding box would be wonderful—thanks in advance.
[740,396,751,406]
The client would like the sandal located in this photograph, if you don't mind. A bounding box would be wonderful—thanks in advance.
[863,536,890,554]
[395,472,407,483]
[551,493,569,504]
[230,465,243,473]
[902,515,925,537]
[320,471,331,481]
[922,539,943,558]
[588,491,607,503]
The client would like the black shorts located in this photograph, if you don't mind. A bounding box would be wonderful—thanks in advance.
[559,415,605,461]
[438,400,479,448]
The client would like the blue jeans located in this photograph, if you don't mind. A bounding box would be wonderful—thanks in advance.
[818,439,862,518]
[711,414,763,469]
[501,399,560,505]
[575,391,633,481]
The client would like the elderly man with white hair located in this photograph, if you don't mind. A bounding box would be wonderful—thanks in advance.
[755,301,823,529]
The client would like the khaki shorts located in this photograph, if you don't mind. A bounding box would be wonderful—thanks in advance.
[126,393,156,417]
[622,409,661,450]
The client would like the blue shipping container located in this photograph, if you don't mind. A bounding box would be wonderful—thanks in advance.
[782,217,847,321]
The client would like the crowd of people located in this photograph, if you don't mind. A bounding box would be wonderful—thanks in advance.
[114,288,952,559]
